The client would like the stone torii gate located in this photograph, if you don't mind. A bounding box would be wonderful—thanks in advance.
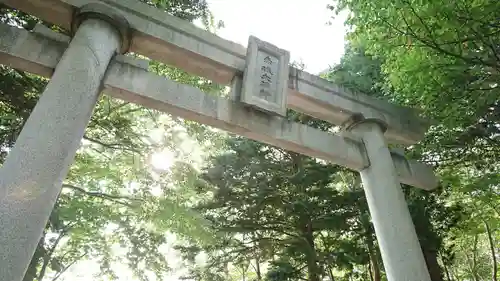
[0,1,438,280]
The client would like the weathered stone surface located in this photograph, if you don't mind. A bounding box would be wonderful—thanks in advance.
[347,121,432,281]
[2,0,428,145]
[391,152,438,191]
[240,36,290,116]
[0,23,66,77]
[71,2,131,53]
[0,23,437,190]
[0,19,121,281]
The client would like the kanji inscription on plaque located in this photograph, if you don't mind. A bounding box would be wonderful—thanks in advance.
[240,36,290,116]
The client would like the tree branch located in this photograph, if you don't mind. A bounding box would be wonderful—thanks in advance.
[483,219,498,281]
[82,135,142,154]
[38,230,67,281]
[395,8,499,70]
[51,252,87,281]
[62,184,142,207]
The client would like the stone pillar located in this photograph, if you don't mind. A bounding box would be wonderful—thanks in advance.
[345,115,431,281]
[0,4,129,281]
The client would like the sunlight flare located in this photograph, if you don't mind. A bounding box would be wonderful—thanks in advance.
[151,149,176,171]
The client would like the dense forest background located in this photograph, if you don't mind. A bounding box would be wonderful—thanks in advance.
[0,0,498,280]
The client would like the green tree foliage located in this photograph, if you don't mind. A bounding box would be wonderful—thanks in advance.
[0,1,218,280]
[329,0,500,168]
[177,136,377,281]
[328,0,500,280]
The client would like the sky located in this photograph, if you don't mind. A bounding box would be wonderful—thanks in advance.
[64,1,348,280]
[207,0,348,74]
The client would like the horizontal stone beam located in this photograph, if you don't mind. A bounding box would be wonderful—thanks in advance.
[0,24,65,77]
[390,152,437,191]
[0,24,438,190]
[2,0,428,145]
[106,60,369,171]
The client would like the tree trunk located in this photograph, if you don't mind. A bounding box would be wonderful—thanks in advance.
[472,234,480,281]
[38,231,66,281]
[253,238,262,281]
[367,235,381,281]
[464,235,479,281]
[303,221,320,281]
[328,266,335,281]
[484,220,498,281]
[464,251,477,281]
[443,261,453,281]
[422,247,444,281]
[224,262,230,279]
[241,264,246,281]
[255,257,262,281]
[23,233,46,281]
[368,257,374,281]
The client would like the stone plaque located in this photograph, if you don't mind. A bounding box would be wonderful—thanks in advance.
[241,36,290,116]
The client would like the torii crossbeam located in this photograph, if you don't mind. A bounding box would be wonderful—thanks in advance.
[0,1,437,281]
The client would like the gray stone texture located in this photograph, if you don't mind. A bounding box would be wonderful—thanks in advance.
[0,19,120,281]
[348,120,432,281]
[241,36,290,116]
